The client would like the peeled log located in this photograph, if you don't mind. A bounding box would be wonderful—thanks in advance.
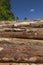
[0,28,43,39]
[0,39,43,63]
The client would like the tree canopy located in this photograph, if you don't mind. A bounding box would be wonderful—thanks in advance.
[0,0,15,20]
[24,17,28,20]
[16,16,19,20]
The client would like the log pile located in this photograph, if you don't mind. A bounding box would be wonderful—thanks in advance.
[0,38,43,63]
[0,19,43,64]
[0,21,43,39]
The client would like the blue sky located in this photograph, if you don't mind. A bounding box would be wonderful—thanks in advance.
[11,0,43,20]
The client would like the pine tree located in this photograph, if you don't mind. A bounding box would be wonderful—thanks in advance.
[0,0,15,20]
[24,17,28,20]
[16,16,19,20]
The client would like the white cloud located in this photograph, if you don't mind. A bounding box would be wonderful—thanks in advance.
[30,9,35,12]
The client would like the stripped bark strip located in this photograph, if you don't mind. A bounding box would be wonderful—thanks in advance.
[0,39,43,63]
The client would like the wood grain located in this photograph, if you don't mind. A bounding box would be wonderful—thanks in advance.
[0,28,43,39]
[0,39,43,63]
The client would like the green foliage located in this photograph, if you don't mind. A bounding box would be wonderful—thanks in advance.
[16,16,19,20]
[24,17,28,20]
[0,0,15,20]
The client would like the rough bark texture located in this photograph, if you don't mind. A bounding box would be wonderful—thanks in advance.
[13,22,43,28]
[0,20,43,64]
[0,20,43,28]
[0,28,43,39]
[0,38,43,63]
[0,63,43,65]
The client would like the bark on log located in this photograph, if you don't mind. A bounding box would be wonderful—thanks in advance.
[0,39,43,63]
[14,21,43,28]
[0,63,43,65]
[0,28,43,39]
[0,21,43,28]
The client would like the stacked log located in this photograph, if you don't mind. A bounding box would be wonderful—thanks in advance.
[0,38,43,63]
[0,21,43,39]
[0,28,43,39]
[0,20,43,64]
